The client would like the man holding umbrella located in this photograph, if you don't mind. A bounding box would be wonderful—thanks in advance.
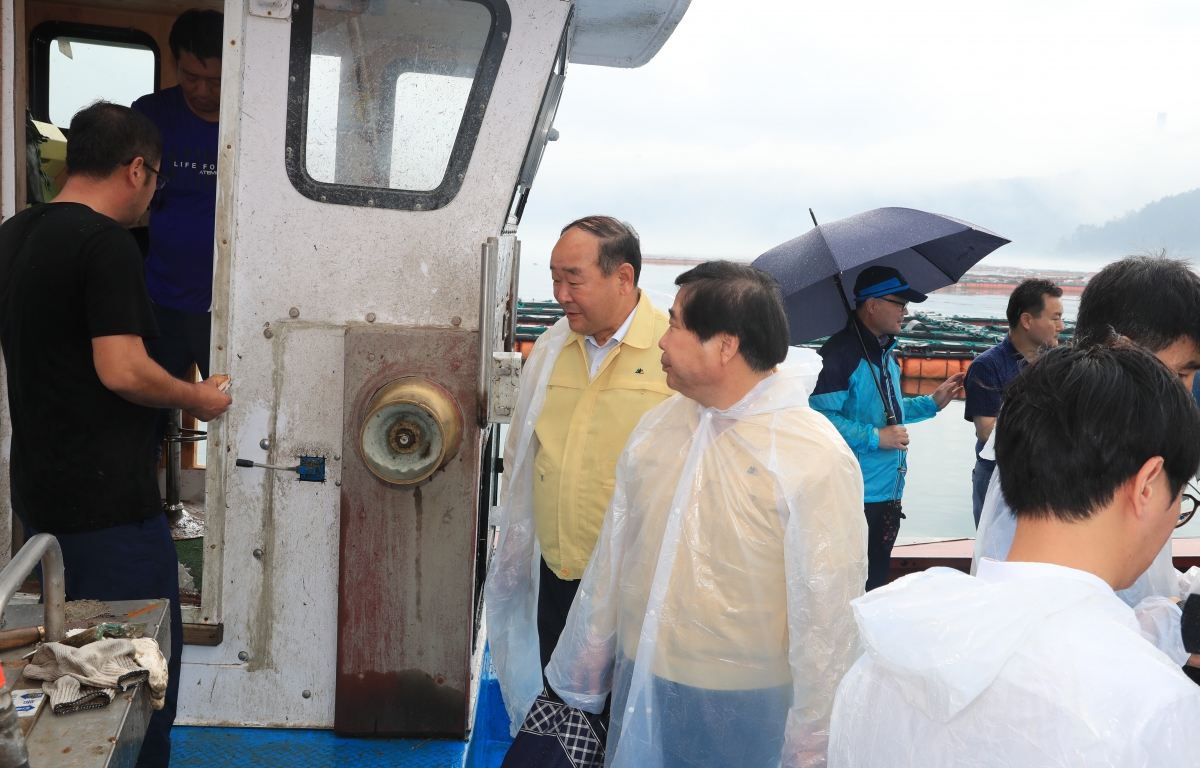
[811,266,963,590]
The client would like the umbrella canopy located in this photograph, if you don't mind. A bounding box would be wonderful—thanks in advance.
[753,208,1011,344]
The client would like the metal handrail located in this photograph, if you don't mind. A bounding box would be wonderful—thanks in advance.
[0,534,65,643]
[477,238,499,427]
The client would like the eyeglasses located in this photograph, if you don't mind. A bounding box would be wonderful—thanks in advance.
[124,159,169,190]
[878,297,909,312]
[1178,481,1200,528]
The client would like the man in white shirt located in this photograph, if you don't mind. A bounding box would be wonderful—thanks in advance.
[973,256,1200,655]
[830,342,1200,767]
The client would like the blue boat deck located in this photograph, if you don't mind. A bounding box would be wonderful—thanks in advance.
[172,652,514,767]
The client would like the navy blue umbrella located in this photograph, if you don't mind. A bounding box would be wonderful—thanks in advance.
[753,207,1011,345]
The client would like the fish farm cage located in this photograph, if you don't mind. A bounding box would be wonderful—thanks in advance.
[514,300,1075,380]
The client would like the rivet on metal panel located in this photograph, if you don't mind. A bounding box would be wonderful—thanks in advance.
[336,480,342,487]
[366,313,376,323]
[290,76,295,82]
[367,199,375,207]
[238,651,249,662]
[230,39,236,45]
[302,690,311,699]
[451,316,462,327]
[289,307,300,318]
[333,454,341,461]
[253,549,264,559]
[264,329,274,339]
[260,438,271,450]
[320,195,327,201]
[415,204,422,210]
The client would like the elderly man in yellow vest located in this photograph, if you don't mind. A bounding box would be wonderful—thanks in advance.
[486,216,672,761]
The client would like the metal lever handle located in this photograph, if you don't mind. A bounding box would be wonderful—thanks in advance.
[235,459,299,472]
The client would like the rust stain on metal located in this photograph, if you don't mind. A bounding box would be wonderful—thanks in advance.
[336,327,481,737]
[414,485,422,623]
[334,669,464,737]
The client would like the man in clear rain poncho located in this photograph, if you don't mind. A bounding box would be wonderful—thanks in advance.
[830,342,1200,767]
[974,256,1200,665]
[545,261,868,768]
[485,216,674,765]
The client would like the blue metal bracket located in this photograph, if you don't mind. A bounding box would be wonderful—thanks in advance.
[297,456,326,483]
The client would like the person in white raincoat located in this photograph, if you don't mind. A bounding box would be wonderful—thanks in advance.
[485,216,673,749]
[831,343,1200,768]
[973,256,1200,665]
[546,262,868,768]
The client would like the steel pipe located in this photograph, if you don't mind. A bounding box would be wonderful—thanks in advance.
[0,534,66,643]
[477,238,499,427]
[165,409,184,514]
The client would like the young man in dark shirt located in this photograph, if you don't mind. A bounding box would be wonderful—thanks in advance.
[0,102,231,768]
[962,279,1063,526]
[132,9,222,445]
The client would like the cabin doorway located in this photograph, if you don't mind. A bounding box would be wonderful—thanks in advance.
[12,0,225,643]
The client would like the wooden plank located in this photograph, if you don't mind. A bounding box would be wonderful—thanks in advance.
[183,622,222,646]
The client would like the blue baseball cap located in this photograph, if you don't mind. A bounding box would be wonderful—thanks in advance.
[853,265,927,304]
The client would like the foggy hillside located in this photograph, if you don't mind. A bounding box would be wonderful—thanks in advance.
[1057,188,1200,260]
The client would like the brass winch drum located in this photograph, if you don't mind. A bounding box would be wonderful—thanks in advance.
[359,377,464,485]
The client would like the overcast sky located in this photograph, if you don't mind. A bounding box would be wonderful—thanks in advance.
[517,0,1200,273]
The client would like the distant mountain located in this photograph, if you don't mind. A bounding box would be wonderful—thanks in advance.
[1057,188,1200,258]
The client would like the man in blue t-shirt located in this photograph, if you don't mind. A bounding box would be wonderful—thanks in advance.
[132,9,222,424]
[963,278,1063,526]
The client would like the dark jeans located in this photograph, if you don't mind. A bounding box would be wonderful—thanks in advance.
[651,676,791,768]
[18,513,182,768]
[538,557,581,670]
[864,500,904,591]
[146,302,211,453]
[972,440,996,528]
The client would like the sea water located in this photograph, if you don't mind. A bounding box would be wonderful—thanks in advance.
[520,261,1200,541]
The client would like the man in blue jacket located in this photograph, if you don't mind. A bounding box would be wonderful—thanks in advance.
[811,266,963,590]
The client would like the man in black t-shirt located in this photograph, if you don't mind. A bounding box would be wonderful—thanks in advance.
[0,102,231,768]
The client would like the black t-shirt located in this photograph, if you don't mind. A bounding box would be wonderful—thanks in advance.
[0,203,161,534]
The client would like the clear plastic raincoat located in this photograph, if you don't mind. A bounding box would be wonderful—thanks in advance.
[829,565,1200,767]
[971,430,1198,662]
[545,364,868,768]
[484,317,575,733]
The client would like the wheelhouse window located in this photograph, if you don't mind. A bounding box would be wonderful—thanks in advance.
[29,22,160,128]
[287,0,510,210]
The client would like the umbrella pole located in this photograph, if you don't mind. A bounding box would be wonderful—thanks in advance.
[810,210,898,427]
[832,272,898,427]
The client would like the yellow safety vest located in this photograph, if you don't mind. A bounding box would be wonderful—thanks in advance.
[532,292,673,579]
